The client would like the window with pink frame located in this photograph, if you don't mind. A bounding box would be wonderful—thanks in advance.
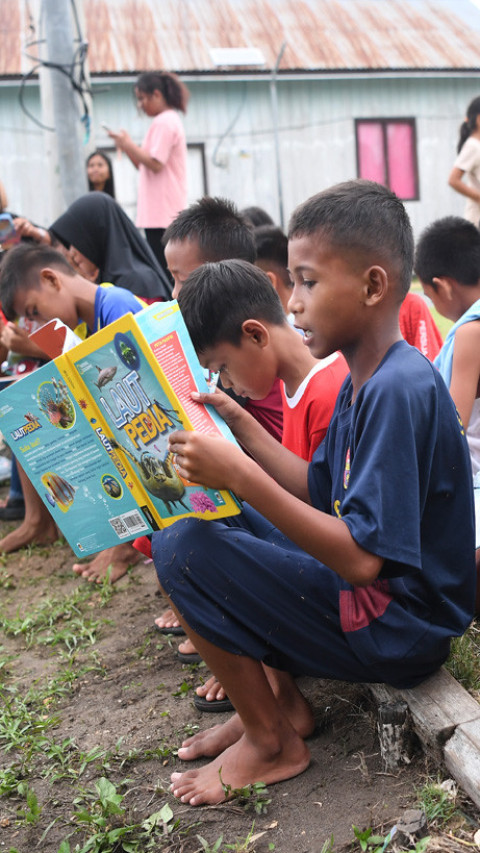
[355,119,419,201]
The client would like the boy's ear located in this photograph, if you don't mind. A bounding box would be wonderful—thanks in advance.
[431,276,454,299]
[39,267,62,291]
[241,318,270,346]
[264,270,281,293]
[363,265,388,305]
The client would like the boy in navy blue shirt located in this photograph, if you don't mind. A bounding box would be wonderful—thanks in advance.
[151,180,475,807]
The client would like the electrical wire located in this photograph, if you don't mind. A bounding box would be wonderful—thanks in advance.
[18,0,92,138]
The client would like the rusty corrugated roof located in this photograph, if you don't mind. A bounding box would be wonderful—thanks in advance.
[2,0,480,77]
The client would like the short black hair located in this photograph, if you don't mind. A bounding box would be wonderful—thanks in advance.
[288,179,414,298]
[163,197,256,264]
[241,206,274,227]
[177,259,286,354]
[414,216,480,287]
[254,225,288,268]
[0,243,75,320]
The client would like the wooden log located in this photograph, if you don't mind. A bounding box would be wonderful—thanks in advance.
[369,668,480,809]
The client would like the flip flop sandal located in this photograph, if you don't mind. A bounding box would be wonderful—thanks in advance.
[154,622,186,636]
[193,693,234,713]
[176,650,203,664]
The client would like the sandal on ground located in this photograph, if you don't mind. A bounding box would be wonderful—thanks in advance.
[0,497,25,521]
[193,694,234,713]
[176,650,203,664]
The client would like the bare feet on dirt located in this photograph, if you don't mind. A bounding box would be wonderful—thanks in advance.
[0,517,58,553]
[178,688,315,762]
[171,725,310,806]
[72,542,142,583]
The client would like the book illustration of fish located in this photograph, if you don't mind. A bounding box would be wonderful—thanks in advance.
[95,365,117,389]
[109,438,190,515]
[41,472,76,512]
[37,378,76,430]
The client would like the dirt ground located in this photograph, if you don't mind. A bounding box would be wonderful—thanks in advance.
[0,499,478,852]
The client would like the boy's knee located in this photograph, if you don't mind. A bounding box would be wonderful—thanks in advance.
[152,517,213,588]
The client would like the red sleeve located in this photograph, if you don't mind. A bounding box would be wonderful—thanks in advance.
[399,293,443,361]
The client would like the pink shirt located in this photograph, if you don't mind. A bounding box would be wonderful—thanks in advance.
[136,109,187,229]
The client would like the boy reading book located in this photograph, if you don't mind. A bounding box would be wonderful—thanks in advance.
[0,243,144,560]
[150,180,475,806]
[170,259,348,692]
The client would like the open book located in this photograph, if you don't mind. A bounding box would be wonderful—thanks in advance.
[0,302,241,556]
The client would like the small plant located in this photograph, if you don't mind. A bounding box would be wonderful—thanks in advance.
[16,782,42,825]
[57,776,188,852]
[198,822,271,853]
[220,772,271,814]
[446,623,480,697]
[173,679,194,698]
[415,778,458,827]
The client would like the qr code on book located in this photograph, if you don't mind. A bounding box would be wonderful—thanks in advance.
[109,510,149,539]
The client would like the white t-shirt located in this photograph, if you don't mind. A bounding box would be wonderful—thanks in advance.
[454,136,480,225]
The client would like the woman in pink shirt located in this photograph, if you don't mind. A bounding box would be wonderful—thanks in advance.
[109,71,189,278]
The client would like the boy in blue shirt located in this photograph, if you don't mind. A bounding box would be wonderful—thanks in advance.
[0,243,143,559]
[414,215,480,613]
[151,180,475,807]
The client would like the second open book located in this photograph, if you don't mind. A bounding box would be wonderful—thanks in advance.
[0,302,241,557]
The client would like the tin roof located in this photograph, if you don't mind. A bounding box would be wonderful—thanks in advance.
[3,0,480,78]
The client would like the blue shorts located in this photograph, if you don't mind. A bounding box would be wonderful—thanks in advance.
[152,506,447,688]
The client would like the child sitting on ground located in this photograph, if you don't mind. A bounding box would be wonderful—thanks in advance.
[414,215,480,612]
[174,259,348,704]
[0,243,144,559]
[154,196,284,633]
[150,179,475,807]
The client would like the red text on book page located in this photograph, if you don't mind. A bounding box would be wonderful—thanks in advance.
[150,332,219,434]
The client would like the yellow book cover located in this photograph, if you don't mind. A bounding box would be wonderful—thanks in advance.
[63,311,241,531]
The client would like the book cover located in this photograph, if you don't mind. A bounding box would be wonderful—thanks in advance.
[65,311,241,530]
[0,361,153,556]
[0,308,241,557]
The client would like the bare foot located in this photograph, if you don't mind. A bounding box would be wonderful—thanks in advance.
[171,727,310,806]
[179,687,315,761]
[196,675,227,703]
[178,714,245,761]
[178,637,198,655]
[155,607,181,630]
[0,518,58,553]
[72,542,141,583]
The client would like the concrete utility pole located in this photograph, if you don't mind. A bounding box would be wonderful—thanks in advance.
[41,0,88,217]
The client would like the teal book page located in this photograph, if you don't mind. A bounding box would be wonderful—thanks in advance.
[0,364,153,557]
[70,316,240,525]
[135,301,239,446]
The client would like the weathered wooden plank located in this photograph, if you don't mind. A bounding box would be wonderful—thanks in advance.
[370,668,480,751]
[444,720,480,809]
[370,669,480,756]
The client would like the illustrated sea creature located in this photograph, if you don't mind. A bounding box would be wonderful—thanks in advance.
[41,472,76,510]
[110,438,189,514]
[119,340,136,365]
[95,364,117,389]
[37,378,76,429]
[190,491,218,514]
